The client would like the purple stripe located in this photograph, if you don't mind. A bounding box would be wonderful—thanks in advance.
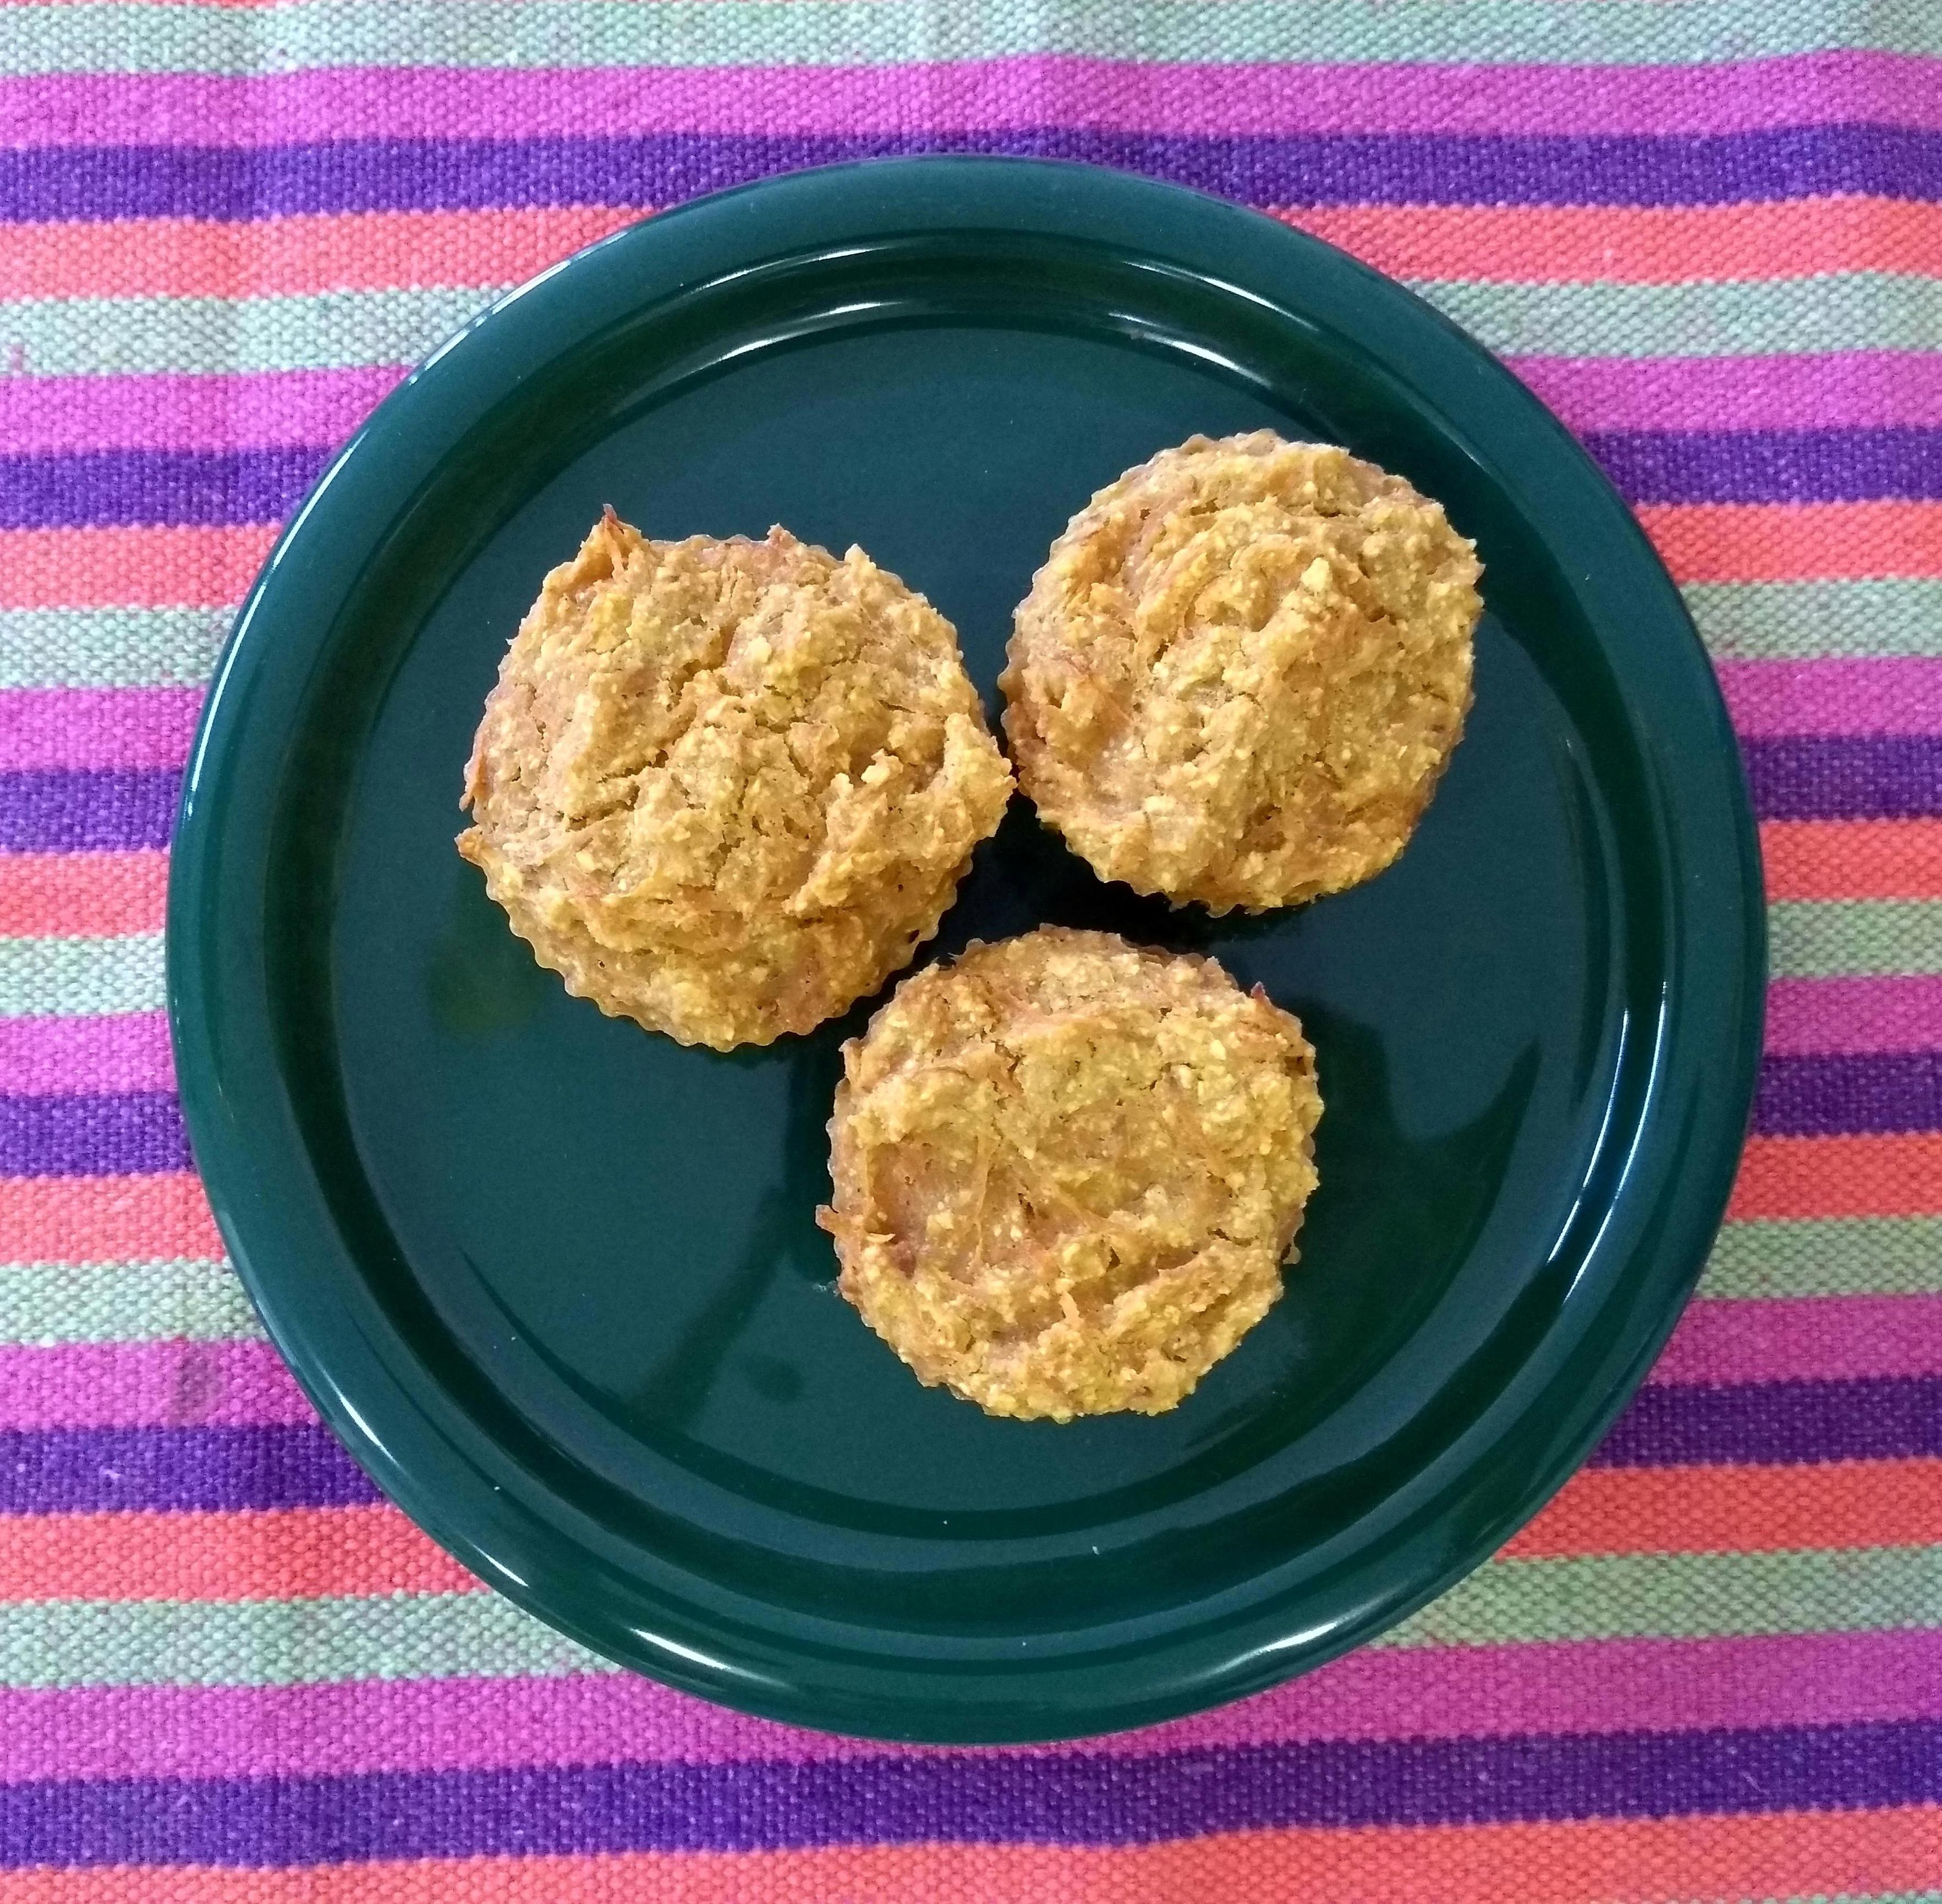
[8,1042,1927,1181]
[1765,976,1942,1057]
[0,1093,190,1179]
[4,55,1937,149]
[1582,427,1942,508]
[1742,737,1942,822]
[19,430,1942,536]
[0,689,202,772]
[0,1425,377,1514]
[0,768,180,851]
[1,127,1934,224]
[0,1014,175,1096]
[3,1632,1938,1781]
[10,1376,1939,1514]
[2,1722,1936,1861]
[1594,1375,1942,1469]
[1756,1052,1942,1136]
[0,448,321,531]
[16,744,1919,848]
[1719,660,1942,740]
[1510,354,1942,436]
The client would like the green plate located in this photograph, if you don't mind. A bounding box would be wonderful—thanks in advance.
[168,157,1764,1744]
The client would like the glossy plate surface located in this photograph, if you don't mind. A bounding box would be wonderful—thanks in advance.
[168,157,1764,1743]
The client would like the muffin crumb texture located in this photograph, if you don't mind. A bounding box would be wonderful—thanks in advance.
[459,512,1014,1049]
[819,927,1323,1420]
[1002,432,1480,912]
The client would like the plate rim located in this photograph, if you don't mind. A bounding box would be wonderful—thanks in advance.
[167,154,1767,1743]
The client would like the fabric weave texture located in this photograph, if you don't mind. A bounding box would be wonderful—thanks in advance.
[2,1,1941,1897]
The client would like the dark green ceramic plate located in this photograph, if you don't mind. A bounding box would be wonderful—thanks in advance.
[168,157,1763,1744]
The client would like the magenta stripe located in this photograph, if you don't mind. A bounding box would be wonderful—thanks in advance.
[1648,1294,1942,1386]
[1718,660,1942,739]
[0,689,202,771]
[0,1631,1935,1782]
[3,52,1936,149]
[1767,976,1942,1056]
[0,1015,174,1096]
[15,358,1940,465]
[1508,353,1942,435]
[6,1296,1932,1430]
[0,1340,308,1430]
[0,370,399,459]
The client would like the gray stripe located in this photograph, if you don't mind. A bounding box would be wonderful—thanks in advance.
[1687,580,1942,663]
[0,607,230,692]
[0,935,167,1020]
[8,1,1935,81]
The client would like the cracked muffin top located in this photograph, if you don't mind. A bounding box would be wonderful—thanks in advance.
[819,927,1323,1421]
[1001,432,1480,913]
[459,511,1013,1049]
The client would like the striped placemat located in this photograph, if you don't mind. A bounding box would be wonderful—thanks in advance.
[2,2,1940,1897]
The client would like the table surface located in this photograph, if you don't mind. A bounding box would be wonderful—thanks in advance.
[3,2,1940,1898]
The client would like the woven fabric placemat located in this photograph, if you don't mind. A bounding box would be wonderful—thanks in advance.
[2,2,1940,1896]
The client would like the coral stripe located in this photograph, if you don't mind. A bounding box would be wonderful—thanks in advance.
[0,528,276,612]
[1281,197,1942,287]
[8,199,1938,304]
[0,1174,222,1264]
[1507,1457,1942,1559]
[1765,976,1942,1056]
[0,206,635,303]
[0,1811,1934,1904]
[1720,658,1942,738]
[0,1505,478,1603]
[1728,1133,1942,1221]
[0,852,168,938]
[4,507,1927,617]
[1762,820,1942,902]
[1639,501,1942,585]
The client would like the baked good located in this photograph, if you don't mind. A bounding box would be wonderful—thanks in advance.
[1001,432,1480,912]
[458,511,1013,1049]
[818,927,1323,1420]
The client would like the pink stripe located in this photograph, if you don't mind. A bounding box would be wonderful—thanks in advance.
[0,1014,175,1096]
[0,1629,1935,1781]
[13,355,1938,464]
[0,1340,308,1430]
[1716,659,1942,739]
[1648,1294,1942,1387]
[0,689,202,770]
[6,1297,1931,1426]
[0,369,399,458]
[2,52,1935,147]
[1508,352,1942,434]
[1766,976,1942,1056]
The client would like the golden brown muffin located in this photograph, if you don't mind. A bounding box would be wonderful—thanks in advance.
[818,928,1323,1420]
[1001,432,1480,913]
[458,511,1014,1049]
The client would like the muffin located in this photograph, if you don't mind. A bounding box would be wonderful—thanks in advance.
[818,927,1323,1420]
[458,511,1013,1049]
[1001,432,1480,913]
